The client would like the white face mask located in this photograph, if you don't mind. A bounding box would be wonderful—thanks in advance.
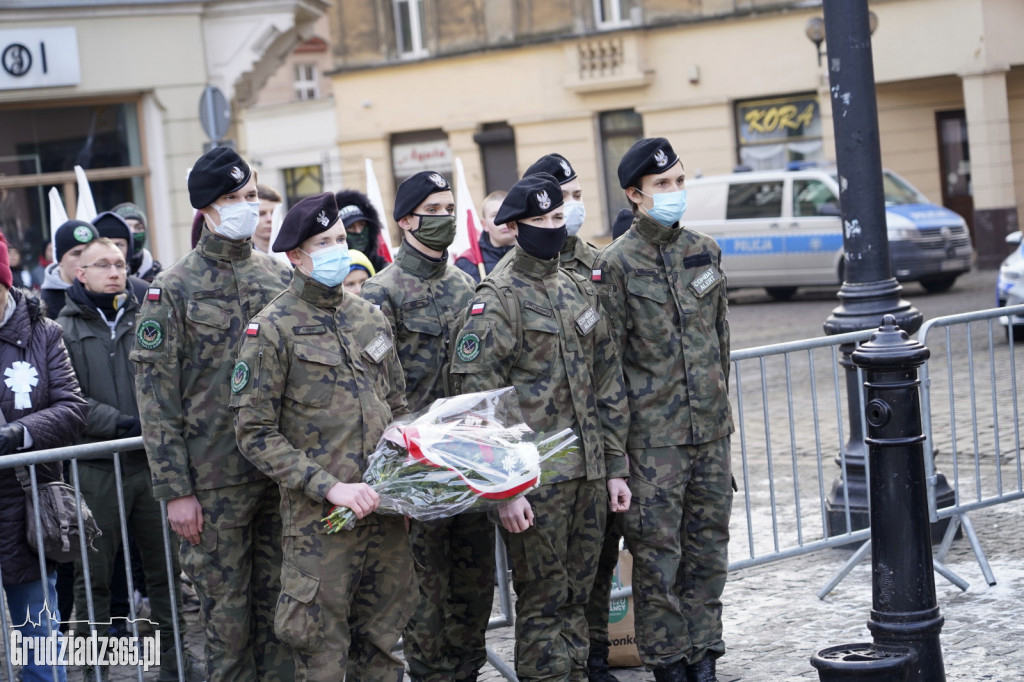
[563,200,586,236]
[212,201,260,240]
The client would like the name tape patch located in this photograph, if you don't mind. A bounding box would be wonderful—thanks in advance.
[293,324,327,335]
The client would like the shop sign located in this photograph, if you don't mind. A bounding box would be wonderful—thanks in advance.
[392,139,453,177]
[737,95,820,145]
[0,27,80,91]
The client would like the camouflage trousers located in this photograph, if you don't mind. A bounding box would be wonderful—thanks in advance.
[621,438,732,668]
[181,479,292,682]
[497,477,607,682]
[404,512,496,682]
[276,516,417,682]
[583,511,624,649]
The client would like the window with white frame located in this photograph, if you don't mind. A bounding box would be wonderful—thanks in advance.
[293,64,319,101]
[394,0,427,57]
[595,0,636,28]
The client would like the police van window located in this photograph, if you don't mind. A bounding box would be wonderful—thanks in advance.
[793,180,837,217]
[726,181,783,220]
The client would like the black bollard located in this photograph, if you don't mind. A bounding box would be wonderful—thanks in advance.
[850,315,945,682]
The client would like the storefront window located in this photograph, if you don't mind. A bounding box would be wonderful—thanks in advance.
[735,94,824,171]
[0,101,145,263]
[282,165,324,208]
[599,109,643,232]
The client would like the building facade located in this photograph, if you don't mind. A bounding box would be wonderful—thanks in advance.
[325,0,1023,266]
[0,0,327,265]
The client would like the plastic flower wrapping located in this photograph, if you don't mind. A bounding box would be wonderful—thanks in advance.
[322,387,577,532]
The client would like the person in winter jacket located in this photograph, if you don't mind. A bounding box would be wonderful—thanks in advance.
[40,219,99,319]
[0,238,89,682]
[335,189,389,273]
[111,202,163,282]
[454,190,515,283]
[57,238,200,681]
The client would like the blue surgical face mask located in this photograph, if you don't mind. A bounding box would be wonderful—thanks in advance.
[213,201,260,240]
[639,189,687,227]
[563,200,586,237]
[301,243,352,288]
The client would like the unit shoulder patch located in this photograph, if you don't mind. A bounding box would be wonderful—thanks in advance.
[456,332,481,362]
[230,361,250,393]
[136,319,163,350]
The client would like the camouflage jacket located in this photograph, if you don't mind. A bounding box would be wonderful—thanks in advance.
[129,228,291,501]
[450,246,629,482]
[595,213,733,449]
[360,241,475,413]
[559,235,599,281]
[491,235,597,282]
[230,272,407,536]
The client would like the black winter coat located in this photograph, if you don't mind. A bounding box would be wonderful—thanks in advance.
[0,288,89,586]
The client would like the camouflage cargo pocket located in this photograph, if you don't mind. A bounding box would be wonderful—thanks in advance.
[624,476,676,547]
[285,343,341,408]
[514,311,559,377]
[274,561,324,653]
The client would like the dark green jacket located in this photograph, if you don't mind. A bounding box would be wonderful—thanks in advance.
[57,286,148,475]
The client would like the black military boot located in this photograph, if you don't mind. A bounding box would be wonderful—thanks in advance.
[587,643,621,682]
[685,656,718,682]
[652,660,688,682]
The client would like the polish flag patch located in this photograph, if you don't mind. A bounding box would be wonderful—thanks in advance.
[471,302,486,316]
[591,269,602,282]
[246,323,260,336]
[146,288,161,302]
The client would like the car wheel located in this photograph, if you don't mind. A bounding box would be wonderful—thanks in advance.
[765,286,797,301]
[919,276,957,293]
[1007,325,1024,344]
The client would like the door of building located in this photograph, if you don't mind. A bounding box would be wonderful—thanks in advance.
[935,110,974,241]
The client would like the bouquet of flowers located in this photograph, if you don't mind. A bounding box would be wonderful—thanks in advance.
[323,387,577,532]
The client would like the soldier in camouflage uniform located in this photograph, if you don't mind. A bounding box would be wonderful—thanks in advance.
[523,153,622,682]
[130,147,294,682]
[450,173,631,682]
[594,138,733,682]
[523,154,599,281]
[231,192,416,682]
[361,171,489,682]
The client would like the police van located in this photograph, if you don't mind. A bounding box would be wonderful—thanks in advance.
[684,165,974,300]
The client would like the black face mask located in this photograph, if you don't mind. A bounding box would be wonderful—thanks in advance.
[346,228,371,254]
[515,222,566,261]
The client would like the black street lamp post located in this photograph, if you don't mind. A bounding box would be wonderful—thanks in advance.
[817,0,923,536]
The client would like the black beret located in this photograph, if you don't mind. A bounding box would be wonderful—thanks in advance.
[494,173,564,226]
[188,147,252,209]
[54,220,98,263]
[617,137,680,189]
[393,171,452,221]
[524,153,577,185]
[272,192,339,253]
[612,208,634,239]
[92,211,132,245]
